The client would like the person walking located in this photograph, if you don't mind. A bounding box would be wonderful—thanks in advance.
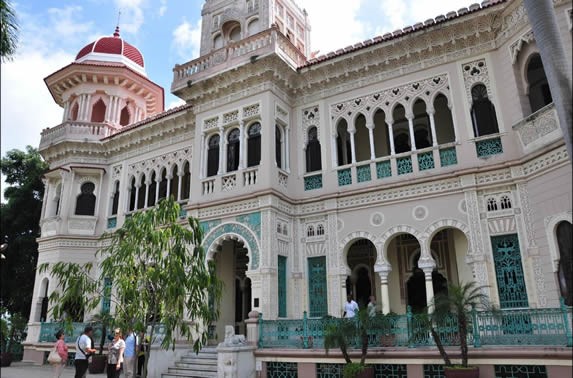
[107,328,125,378]
[136,332,149,377]
[75,326,97,378]
[123,327,138,378]
[343,294,359,318]
[52,330,68,378]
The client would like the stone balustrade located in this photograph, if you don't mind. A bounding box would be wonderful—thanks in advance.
[172,27,306,93]
[202,167,260,196]
[39,121,114,149]
[512,103,562,154]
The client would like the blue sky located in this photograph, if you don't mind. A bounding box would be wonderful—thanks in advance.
[0,0,476,182]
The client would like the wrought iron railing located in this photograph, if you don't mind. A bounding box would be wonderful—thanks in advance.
[259,302,573,349]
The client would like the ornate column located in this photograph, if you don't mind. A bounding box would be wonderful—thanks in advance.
[406,112,417,151]
[366,122,376,160]
[418,249,436,313]
[375,263,392,314]
[199,133,206,179]
[218,127,225,175]
[284,126,290,171]
[166,172,172,198]
[144,176,151,207]
[154,174,160,204]
[428,108,438,147]
[62,102,70,122]
[40,178,50,219]
[387,119,396,155]
[349,129,357,164]
[238,121,245,170]
[134,183,140,209]
[177,167,184,201]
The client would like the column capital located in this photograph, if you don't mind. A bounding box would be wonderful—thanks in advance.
[374,263,392,281]
[366,122,375,130]
[405,112,414,120]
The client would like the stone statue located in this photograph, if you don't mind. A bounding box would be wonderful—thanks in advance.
[221,325,246,347]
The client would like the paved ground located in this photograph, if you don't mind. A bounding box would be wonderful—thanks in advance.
[0,363,126,378]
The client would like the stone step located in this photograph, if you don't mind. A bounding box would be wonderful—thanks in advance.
[162,370,217,378]
[176,359,217,367]
[169,366,217,374]
[180,356,217,363]
[182,353,217,360]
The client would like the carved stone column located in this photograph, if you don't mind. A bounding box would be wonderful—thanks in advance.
[418,253,436,313]
[366,122,376,160]
[375,263,392,314]
[406,112,417,151]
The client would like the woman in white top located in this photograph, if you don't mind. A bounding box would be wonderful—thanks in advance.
[343,294,359,318]
[107,328,126,378]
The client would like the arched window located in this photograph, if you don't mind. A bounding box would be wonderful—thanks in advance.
[306,127,322,172]
[275,125,283,169]
[556,221,573,305]
[434,94,455,144]
[129,177,136,211]
[392,104,411,153]
[51,183,62,217]
[158,168,167,201]
[207,135,220,177]
[213,34,223,50]
[147,172,157,207]
[137,175,146,209]
[227,128,240,172]
[247,122,261,167]
[181,162,191,200]
[487,197,498,212]
[111,181,119,215]
[91,98,106,123]
[336,119,351,166]
[247,18,260,36]
[470,84,499,137]
[500,195,512,210]
[169,166,179,200]
[70,102,79,121]
[316,224,325,236]
[307,225,315,237]
[120,106,130,126]
[413,99,431,148]
[75,182,96,216]
[229,26,241,42]
[526,54,553,113]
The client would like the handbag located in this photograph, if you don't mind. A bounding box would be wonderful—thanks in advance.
[47,346,62,364]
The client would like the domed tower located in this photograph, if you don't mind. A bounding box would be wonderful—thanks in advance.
[199,0,311,58]
[43,26,164,134]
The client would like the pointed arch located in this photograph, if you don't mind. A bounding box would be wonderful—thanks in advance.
[91,98,106,123]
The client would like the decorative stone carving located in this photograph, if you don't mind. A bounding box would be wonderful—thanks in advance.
[517,183,537,249]
[461,58,493,105]
[203,221,260,269]
[370,212,384,227]
[487,217,516,234]
[302,105,320,144]
[509,29,534,64]
[412,205,428,221]
[330,74,450,123]
[512,104,560,147]
[522,146,568,176]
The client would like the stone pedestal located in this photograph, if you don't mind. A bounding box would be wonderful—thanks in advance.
[217,325,256,378]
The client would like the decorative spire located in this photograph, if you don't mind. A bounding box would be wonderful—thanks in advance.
[113,10,121,37]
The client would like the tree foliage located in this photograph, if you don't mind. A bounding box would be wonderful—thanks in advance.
[0,0,18,62]
[0,146,48,318]
[41,197,222,378]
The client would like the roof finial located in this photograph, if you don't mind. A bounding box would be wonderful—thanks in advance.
[114,10,121,37]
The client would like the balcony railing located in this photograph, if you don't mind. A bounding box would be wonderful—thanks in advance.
[512,103,561,153]
[39,121,115,149]
[201,167,260,196]
[258,303,573,349]
[333,144,458,187]
[172,27,307,93]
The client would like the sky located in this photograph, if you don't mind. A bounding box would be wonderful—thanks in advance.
[0,0,477,193]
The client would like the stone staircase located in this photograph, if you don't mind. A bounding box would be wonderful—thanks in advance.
[161,347,218,378]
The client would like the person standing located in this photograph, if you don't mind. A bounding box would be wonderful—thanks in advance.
[52,330,68,378]
[75,326,97,378]
[343,294,359,318]
[107,328,125,378]
[367,295,377,317]
[123,328,138,378]
[136,332,149,378]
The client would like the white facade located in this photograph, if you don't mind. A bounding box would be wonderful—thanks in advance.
[25,0,572,374]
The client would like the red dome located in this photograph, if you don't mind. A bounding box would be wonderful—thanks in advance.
[75,27,144,69]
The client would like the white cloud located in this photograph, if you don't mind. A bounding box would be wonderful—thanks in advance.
[297,0,367,55]
[167,98,185,110]
[172,18,202,60]
[115,0,145,35]
[159,0,167,17]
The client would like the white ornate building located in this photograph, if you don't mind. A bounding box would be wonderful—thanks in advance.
[24,0,572,377]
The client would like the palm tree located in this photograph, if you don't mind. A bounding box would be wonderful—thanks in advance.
[0,0,19,62]
[428,282,490,369]
[523,0,572,162]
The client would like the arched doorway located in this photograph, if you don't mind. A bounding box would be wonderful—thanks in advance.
[211,239,251,341]
[346,239,377,308]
